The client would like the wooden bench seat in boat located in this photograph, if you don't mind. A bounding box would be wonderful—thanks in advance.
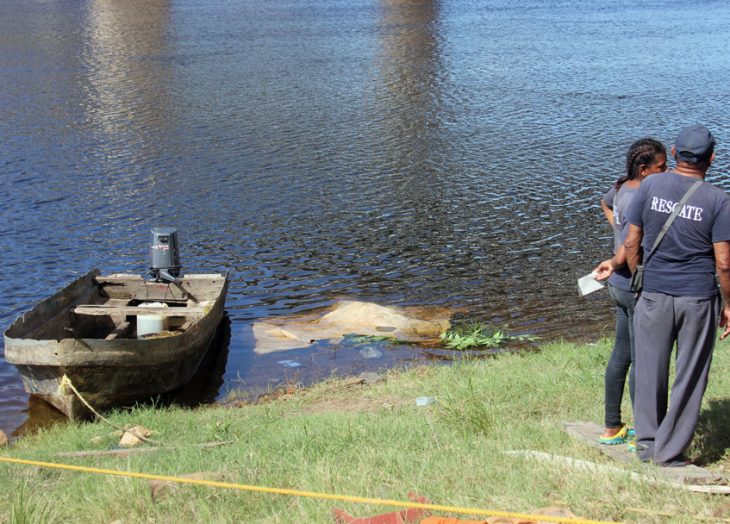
[73,305,206,317]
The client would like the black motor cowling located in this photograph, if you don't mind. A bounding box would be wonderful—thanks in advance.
[149,227,181,283]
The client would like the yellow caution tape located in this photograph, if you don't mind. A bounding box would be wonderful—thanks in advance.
[0,456,620,524]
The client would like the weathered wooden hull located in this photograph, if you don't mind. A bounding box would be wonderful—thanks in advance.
[4,270,228,420]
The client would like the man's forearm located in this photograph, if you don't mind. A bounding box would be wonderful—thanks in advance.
[717,268,730,306]
[713,241,730,306]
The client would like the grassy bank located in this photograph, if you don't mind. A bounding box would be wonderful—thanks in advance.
[3,338,730,523]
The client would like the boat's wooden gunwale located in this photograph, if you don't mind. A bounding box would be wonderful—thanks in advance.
[4,270,101,340]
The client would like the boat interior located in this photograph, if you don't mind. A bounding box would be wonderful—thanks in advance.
[7,273,225,342]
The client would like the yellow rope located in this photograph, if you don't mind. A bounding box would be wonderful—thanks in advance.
[0,456,620,524]
[59,375,159,445]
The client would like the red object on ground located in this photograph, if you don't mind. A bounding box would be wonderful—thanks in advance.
[419,519,490,524]
[420,517,537,524]
[332,492,431,524]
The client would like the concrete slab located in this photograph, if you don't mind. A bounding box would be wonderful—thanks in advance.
[563,421,727,487]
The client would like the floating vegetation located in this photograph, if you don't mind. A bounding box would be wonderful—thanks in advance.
[440,322,539,350]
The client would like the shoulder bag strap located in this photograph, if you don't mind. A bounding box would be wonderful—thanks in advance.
[644,179,704,263]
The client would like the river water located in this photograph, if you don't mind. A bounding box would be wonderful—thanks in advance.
[3,0,730,436]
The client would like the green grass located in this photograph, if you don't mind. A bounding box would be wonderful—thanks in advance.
[3,338,730,523]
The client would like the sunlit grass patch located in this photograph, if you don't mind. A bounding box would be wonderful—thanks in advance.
[2,338,730,523]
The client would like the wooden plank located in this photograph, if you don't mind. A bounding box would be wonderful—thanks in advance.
[563,421,635,465]
[74,305,206,317]
[105,321,131,341]
[176,319,194,332]
[94,274,226,302]
[104,298,135,306]
[96,273,224,281]
[506,449,730,494]
[563,421,727,486]
[56,440,234,458]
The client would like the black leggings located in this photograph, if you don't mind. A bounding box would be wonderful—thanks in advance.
[604,284,636,428]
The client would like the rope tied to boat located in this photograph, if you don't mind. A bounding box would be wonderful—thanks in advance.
[59,375,160,445]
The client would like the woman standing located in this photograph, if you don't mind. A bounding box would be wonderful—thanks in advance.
[594,138,667,444]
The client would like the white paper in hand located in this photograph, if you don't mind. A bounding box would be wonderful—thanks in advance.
[577,272,605,296]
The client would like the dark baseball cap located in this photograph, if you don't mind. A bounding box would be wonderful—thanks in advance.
[675,125,715,163]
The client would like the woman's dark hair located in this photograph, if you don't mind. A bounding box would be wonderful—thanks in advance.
[615,138,666,190]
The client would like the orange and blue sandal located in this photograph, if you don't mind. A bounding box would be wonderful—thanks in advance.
[599,425,628,445]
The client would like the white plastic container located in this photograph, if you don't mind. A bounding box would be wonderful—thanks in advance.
[416,396,436,407]
[137,302,169,338]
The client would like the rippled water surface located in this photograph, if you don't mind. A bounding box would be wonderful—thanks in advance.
[3,0,730,435]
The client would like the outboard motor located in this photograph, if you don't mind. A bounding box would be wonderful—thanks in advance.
[149,227,181,283]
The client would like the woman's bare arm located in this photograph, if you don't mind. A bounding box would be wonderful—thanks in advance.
[600,198,614,227]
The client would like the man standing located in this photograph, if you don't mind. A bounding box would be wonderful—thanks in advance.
[623,125,730,466]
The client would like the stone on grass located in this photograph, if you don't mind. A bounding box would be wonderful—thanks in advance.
[119,425,152,448]
[359,371,384,385]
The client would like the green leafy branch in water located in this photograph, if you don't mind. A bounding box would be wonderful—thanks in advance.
[440,321,539,350]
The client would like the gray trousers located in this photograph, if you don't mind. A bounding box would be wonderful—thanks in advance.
[633,291,719,464]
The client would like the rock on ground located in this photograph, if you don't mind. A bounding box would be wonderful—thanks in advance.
[118,425,152,448]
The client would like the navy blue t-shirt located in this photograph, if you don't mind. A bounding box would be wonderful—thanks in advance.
[625,171,730,297]
[603,184,639,291]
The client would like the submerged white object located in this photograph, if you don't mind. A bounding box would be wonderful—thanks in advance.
[137,302,169,338]
[359,346,384,359]
[251,300,455,354]
[577,272,605,296]
[277,360,303,368]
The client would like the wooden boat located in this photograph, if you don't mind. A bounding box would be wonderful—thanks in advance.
[3,269,228,420]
